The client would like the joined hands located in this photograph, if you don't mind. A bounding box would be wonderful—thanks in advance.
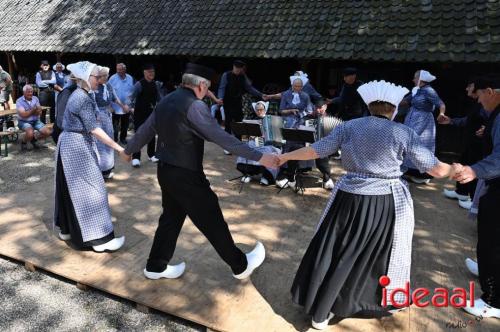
[451,163,477,184]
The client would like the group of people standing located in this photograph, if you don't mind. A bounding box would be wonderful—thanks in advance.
[49,57,499,330]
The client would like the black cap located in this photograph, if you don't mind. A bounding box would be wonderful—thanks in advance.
[142,63,155,70]
[233,60,246,68]
[184,63,216,81]
[314,99,328,108]
[343,67,357,76]
[474,75,500,91]
[41,60,49,65]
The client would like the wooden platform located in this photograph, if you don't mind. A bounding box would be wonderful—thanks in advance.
[1,142,499,331]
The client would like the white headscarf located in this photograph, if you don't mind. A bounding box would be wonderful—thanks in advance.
[290,73,309,87]
[357,80,409,120]
[290,76,306,105]
[97,66,110,77]
[412,70,436,96]
[252,101,269,114]
[67,61,97,88]
[53,62,65,71]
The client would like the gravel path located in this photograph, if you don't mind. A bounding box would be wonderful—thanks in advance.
[0,256,205,332]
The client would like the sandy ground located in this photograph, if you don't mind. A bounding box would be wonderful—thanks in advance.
[1,135,500,332]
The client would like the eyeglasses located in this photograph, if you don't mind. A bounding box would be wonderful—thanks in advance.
[90,75,101,79]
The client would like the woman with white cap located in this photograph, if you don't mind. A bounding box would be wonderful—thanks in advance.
[278,80,455,329]
[236,100,281,186]
[275,75,314,190]
[94,66,129,179]
[401,70,446,184]
[53,62,67,100]
[54,61,129,252]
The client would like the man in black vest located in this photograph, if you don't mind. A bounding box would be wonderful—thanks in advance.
[35,60,56,124]
[124,63,278,280]
[455,76,500,319]
[52,78,77,143]
[217,60,264,153]
[129,63,162,167]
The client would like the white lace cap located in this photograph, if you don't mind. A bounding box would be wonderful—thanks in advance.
[357,80,409,107]
[67,61,97,86]
[252,101,269,112]
[419,70,436,83]
[290,74,309,87]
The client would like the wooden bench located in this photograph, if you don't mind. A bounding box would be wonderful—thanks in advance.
[0,130,18,157]
[0,123,54,157]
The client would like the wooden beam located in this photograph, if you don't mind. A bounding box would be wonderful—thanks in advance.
[24,261,36,272]
[76,282,89,291]
[56,52,64,63]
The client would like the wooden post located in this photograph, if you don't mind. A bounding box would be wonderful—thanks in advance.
[24,261,36,272]
[5,52,17,101]
[316,60,323,92]
[76,282,89,291]
[56,52,64,63]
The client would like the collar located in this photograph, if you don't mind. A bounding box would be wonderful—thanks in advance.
[372,114,390,120]
[181,86,198,98]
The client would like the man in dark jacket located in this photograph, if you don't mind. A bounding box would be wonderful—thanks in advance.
[332,67,366,121]
[124,63,278,280]
[129,63,162,167]
[52,78,77,143]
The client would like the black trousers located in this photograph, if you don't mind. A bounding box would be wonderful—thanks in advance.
[477,184,500,308]
[224,104,243,139]
[146,163,248,275]
[112,113,130,142]
[51,123,62,144]
[236,163,275,184]
[39,89,55,124]
[315,157,331,181]
[132,117,155,160]
[279,141,304,181]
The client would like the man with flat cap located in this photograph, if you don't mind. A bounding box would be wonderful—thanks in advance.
[332,67,366,121]
[217,60,266,154]
[128,63,163,167]
[35,60,56,124]
[124,63,278,280]
[455,75,500,319]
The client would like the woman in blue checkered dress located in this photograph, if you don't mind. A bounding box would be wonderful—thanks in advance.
[275,76,314,189]
[401,70,446,184]
[54,61,128,252]
[93,67,129,180]
[278,81,455,329]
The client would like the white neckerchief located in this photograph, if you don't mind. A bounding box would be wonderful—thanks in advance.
[102,84,110,101]
[292,92,300,105]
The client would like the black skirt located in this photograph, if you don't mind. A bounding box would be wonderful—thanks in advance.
[291,190,395,322]
[55,154,114,248]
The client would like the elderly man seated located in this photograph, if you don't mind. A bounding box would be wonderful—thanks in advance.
[16,84,52,150]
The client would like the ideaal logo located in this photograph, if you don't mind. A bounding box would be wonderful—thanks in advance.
[379,276,475,308]
[446,316,483,329]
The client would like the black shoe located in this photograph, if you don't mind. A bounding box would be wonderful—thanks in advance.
[21,142,28,151]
